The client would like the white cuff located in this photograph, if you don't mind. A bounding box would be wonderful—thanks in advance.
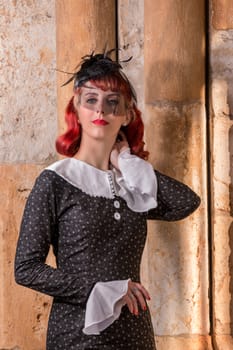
[114,149,158,212]
[82,279,130,335]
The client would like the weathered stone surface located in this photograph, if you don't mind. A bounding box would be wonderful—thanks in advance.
[142,83,208,336]
[0,164,54,349]
[212,0,233,30]
[212,116,232,212]
[210,2,233,345]
[118,0,144,111]
[211,30,233,117]
[213,335,233,350]
[212,214,232,333]
[121,0,208,343]
[143,0,208,344]
[144,0,205,102]
[0,0,57,163]
[211,105,233,338]
[156,335,212,350]
[56,0,116,134]
[2,0,233,348]
[144,103,205,181]
[145,215,208,335]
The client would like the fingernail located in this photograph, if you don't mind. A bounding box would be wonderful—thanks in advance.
[143,306,147,311]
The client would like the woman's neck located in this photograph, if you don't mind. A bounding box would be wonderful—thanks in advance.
[74,137,114,171]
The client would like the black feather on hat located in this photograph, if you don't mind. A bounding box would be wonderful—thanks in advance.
[59,49,137,102]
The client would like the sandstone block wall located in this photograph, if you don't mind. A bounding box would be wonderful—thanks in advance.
[0,0,57,164]
[0,1,56,349]
[1,1,232,349]
[143,1,209,347]
[210,0,233,349]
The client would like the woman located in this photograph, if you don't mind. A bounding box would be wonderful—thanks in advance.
[15,51,200,349]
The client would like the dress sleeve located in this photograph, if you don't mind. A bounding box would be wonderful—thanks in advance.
[83,279,130,335]
[14,171,92,305]
[147,170,201,221]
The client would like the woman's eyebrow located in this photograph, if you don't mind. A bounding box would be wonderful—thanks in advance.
[83,92,120,97]
[83,92,98,96]
[107,93,120,97]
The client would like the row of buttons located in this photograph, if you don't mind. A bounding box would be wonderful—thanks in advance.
[114,200,121,220]
[108,173,121,221]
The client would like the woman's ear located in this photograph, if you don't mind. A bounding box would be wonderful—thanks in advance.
[122,109,133,126]
[73,94,77,110]
[71,96,81,125]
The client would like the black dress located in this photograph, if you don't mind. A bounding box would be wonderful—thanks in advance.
[15,156,200,350]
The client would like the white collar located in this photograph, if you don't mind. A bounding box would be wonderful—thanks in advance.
[47,158,115,199]
[46,152,157,212]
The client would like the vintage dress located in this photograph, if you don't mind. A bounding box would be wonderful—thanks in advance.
[15,152,200,350]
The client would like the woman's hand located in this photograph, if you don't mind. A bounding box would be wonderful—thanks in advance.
[122,280,151,316]
[110,131,129,170]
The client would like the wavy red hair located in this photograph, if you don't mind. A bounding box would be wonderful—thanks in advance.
[56,73,149,160]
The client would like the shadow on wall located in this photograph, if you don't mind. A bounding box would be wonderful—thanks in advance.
[145,57,205,335]
[229,125,233,335]
[146,60,204,105]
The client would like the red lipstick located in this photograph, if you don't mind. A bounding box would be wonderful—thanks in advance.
[92,119,109,126]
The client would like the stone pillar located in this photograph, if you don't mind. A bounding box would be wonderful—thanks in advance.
[210,1,233,349]
[144,1,209,348]
[0,1,57,349]
[56,0,116,134]
[118,0,145,110]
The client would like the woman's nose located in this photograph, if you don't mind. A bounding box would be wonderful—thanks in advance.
[96,108,104,115]
[95,101,105,116]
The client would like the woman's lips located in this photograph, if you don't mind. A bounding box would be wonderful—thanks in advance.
[92,119,109,126]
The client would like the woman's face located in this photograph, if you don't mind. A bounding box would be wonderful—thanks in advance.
[73,81,129,143]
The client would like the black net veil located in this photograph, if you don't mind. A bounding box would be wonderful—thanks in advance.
[59,49,137,103]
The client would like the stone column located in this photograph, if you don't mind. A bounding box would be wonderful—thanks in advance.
[210,1,233,349]
[144,1,210,349]
[56,0,116,133]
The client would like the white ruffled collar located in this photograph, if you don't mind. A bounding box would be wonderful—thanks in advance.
[47,158,115,199]
[46,151,158,212]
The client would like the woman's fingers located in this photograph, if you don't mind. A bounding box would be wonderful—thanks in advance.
[118,130,127,141]
[124,281,151,315]
[134,283,151,301]
[110,133,129,169]
[115,131,129,151]
[123,294,138,315]
[110,148,119,169]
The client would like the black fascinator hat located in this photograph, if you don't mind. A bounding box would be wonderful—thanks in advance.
[60,49,137,102]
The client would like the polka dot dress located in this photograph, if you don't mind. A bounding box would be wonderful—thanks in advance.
[15,163,200,350]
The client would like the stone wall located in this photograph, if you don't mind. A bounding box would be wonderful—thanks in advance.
[0,0,56,349]
[1,1,233,349]
[210,0,233,349]
[143,0,209,348]
[0,0,57,164]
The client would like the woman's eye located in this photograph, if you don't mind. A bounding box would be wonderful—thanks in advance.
[86,98,97,104]
[108,99,119,106]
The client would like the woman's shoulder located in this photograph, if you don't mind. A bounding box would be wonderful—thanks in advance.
[45,158,74,173]
[33,159,72,189]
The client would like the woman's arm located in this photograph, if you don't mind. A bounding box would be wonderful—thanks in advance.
[147,170,201,221]
[14,171,92,305]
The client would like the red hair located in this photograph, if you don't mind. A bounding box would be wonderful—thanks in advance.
[56,73,149,160]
